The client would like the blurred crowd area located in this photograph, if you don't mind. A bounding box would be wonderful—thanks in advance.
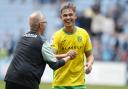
[0,0,128,62]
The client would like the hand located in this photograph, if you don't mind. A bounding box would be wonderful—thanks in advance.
[85,63,92,74]
[63,56,71,62]
[66,50,77,59]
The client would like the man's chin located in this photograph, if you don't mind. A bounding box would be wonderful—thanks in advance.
[65,24,73,27]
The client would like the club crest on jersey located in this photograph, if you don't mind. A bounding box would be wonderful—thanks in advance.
[77,36,82,42]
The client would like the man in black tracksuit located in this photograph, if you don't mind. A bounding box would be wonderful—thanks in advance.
[4,11,76,89]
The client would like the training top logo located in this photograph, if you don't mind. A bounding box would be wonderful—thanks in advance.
[24,33,37,38]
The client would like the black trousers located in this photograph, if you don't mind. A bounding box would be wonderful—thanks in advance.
[5,81,35,89]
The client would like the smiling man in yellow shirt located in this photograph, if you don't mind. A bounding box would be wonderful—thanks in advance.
[51,2,94,89]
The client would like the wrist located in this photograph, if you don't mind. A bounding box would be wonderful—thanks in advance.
[88,60,93,65]
[63,56,70,62]
[65,53,68,57]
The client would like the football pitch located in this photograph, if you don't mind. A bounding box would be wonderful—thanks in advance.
[1,80,128,89]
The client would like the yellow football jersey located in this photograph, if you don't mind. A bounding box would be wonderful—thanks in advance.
[51,26,92,86]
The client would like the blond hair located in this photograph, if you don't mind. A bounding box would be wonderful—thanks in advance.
[60,2,76,14]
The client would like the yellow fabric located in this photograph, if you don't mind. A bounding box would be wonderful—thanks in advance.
[51,26,92,86]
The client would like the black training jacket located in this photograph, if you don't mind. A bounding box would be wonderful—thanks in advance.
[4,31,65,89]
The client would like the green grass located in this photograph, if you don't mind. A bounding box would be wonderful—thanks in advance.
[1,80,128,89]
[87,85,128,89]
[0,80,5,89]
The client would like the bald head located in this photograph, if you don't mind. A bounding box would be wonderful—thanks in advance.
[29,11,45,32]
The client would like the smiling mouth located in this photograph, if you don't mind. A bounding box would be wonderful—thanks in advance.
[65,20,72,23]
[65,22,70,24]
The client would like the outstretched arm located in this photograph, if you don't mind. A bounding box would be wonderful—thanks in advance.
[41,41,73,70]
[47,56,71,70]
[54,50,77,59]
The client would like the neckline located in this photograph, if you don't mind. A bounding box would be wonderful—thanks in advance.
[63,26,77,35]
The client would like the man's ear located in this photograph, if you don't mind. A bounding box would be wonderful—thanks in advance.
[38,23,41,28]
[39,23,42,31]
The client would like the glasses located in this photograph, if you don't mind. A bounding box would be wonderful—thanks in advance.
[39,21,47,26]
[39,20,47,23]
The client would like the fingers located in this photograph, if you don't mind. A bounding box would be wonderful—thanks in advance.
[85,63,92,74]
[67,50,77,59]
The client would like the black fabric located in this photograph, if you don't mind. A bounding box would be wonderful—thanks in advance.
[48,59,65,70]
[5,81,35,89]
[4,31,66,89]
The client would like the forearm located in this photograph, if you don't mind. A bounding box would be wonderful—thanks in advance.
[48,60,65,70]
[85,50,94,65]
[55,53,67,59]
[48,56,71,70]
[87,54,94,65]
[55,50,77,59]
[85,50,94,74]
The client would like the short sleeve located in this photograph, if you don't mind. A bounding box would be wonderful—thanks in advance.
[84,33,92,52]
[50,33,59,52]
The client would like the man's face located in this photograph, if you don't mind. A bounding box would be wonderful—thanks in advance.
[61,8,77,27]
[39,17,47,35]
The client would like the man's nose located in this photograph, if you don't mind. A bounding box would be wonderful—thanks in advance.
[66,15,70,19]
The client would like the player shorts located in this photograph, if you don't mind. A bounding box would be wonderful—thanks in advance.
[53,85,87,89]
